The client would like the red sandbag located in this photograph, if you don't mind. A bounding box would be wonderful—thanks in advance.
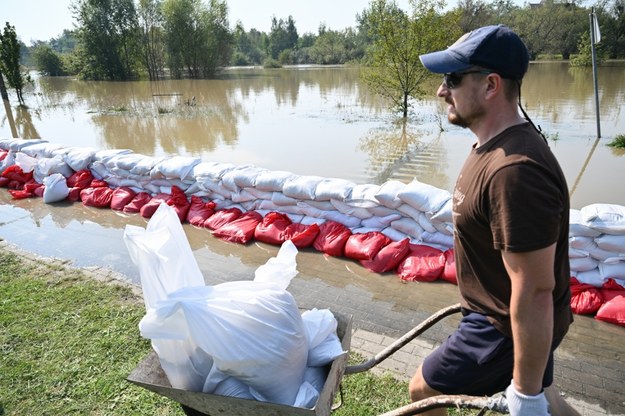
[603,278,625,291]
[123,192,152,213]
[313,221,352,257]
[140,193,169,219]
[344,231,390,261]
[441,249,457,285]
[110,186,136,211]
[570,277,604,315]
[283,223,320,249]
[204,207,243,230]
[90,179,108,188]
[0,150,7,162]
[397,244,445,282]
[67,169,94,189]
[80,187,114,208]
[1,165,33,184]
[0,177,10,187]
[599,279,625,303]
[361,238,411,273]
[595,295,625,326]
[186,196,216,227]
[67,187,82,202]
[254,212,293,245]
[8,189,34,199]
[9,181,43,199]
[213,211,263,244]
[33,185,45,198]
[166,186,190,222]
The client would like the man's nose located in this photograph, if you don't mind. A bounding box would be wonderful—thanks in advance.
[437,83,449,98]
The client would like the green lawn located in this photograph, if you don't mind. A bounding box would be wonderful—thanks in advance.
[0,247,484,415]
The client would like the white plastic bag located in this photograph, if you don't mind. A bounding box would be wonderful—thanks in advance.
[42,173,69,203]
[301,309,346,367]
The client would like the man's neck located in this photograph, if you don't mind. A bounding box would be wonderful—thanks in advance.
[471,106,526,147]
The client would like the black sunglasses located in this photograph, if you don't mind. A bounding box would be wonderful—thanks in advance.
[443,70,492,89]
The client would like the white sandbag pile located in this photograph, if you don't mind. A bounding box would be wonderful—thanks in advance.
[0,138,454,250]
[569,204,625,288]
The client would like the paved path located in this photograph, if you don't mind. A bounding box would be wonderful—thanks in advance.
[2,217,625,415]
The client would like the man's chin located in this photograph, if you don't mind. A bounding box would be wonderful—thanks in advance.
[448,114,469,128]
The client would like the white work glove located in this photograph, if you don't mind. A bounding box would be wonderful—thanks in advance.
[505,381,550,416]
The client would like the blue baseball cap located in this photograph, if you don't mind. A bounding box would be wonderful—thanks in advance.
[419,25,529,80]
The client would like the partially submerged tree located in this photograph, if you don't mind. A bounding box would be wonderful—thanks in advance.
[0,22,28,104]
[360,0,460,118]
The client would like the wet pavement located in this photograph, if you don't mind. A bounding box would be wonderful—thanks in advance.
[1,191,624,415]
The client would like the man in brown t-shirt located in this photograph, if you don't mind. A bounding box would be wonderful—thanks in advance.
[411,25,578,415]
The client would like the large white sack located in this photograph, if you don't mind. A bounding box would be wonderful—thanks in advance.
[361,213,402,229]
[569,209,602,237]
[283,175,325,200]
[139,281,308,406]
[34,155,73,183]
[391,217,425,240]
[151,156,202,181]
[430,199,453,223]
[254,170,296,192]
[599,261,625,279]
[315,178,355,201]
[397,179,451,214]
[42,173,69,203]
[595,234,625,253]
[330,198,373,220]
[301,309,345,367]
[14,152,38,173]
[569,256,599,272]
[64,147,97,172]
[374,180,405,209]
[221,165,265,191]
[192,162,237,180]
[581,203,625,235]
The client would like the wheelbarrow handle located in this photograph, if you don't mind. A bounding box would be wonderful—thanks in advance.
[377,394,507,416]
[344,303,462,375]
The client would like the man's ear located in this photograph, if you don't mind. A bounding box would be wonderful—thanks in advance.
[484,73,502,100]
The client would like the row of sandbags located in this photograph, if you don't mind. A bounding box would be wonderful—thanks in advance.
[1,137,623,326]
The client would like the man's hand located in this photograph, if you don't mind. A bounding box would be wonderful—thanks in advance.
[506,381,550,415]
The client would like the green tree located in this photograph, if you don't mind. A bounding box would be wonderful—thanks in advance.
[138,0,166,80]
[162,0,232,78]
[32,44,66,76]
[231,22,264,65]
[0,22,28,104]
[72,0,141,80]
[49,30,78,53]
[268,16,298,59]
[361,0,460,118]
[307,28,348,64]
[570,29,606,66]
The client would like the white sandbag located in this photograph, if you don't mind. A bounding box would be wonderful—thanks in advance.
[418,212,438,233]
[314,178,355,201]
[361,213,402,229]
[595,234,625,253]
[430,199,453,223]
[569,248,589,259]
[301,309,345,367]
[242,187,273,201]
[581,203,625,235]
[7,138,47,151]
[93,148,133,164]
[151,155,202,181]
[421,231,454,248]
[351,226,382,234]
[391,217,424,240]
[42,173,69,203]
[230,189,258,203]
[569,256,599,272]
[382,226,410,242]
[221,165,263,191]
[64,147,97,171]
[18,142,65,158]
[14,152,37,173]
[368,205,399,217]
[374,180,405,209]
[254,170,296,192]
[599,261,625,279]
[305,200,335,211]
[569,209,602,237]
[0,151,15,171]
[192,162,236,181]
[588,246,624,263]
[397,179,451,214]
[34,155,74,183]
[397,203,422,222]
[575,268,603,286]
[105,152,147,171]
[300,216,326,226]
[433,220,454,236]
[569,236,597,251]
[320,210,362,228]
[283,175,325,200]
[348,184,381,202]
[272,191,299,206]
[330,198,373,220]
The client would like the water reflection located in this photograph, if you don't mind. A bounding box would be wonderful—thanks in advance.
[2,64,625,207]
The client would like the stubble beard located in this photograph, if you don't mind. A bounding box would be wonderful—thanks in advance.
[446,97,485,129]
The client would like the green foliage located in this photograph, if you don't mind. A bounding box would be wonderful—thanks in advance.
[571,30,606,67]
[262,57,282,68]
[137,0,167,80]
[268,15,298,60]
[162,0,232,79]
[0,22,28,103]
[73,0,142,80]
[361,0,461,118]
[32,44,66,76]
[607,134,625,148]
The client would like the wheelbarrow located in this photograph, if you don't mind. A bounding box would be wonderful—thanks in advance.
[127,304,507,415]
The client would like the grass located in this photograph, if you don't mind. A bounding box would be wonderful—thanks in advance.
[0,247,484,415]
[607,134,625,148]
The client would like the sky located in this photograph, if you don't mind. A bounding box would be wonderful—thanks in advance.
[3,0,413,44]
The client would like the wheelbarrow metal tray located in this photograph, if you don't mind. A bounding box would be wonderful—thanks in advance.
[127,310,353,416]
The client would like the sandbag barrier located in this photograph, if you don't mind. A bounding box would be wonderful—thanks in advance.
[1,137,624,327]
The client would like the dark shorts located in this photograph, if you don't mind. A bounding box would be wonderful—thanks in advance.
[422,311,556,396]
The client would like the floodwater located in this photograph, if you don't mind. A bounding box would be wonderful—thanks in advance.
[1,62,625,283]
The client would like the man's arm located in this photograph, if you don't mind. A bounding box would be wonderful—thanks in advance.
[501,243,556,395]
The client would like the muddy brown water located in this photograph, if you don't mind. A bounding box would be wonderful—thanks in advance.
[1,62,624,295]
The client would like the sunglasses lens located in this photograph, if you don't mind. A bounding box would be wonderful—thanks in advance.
[444,74,461,89]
